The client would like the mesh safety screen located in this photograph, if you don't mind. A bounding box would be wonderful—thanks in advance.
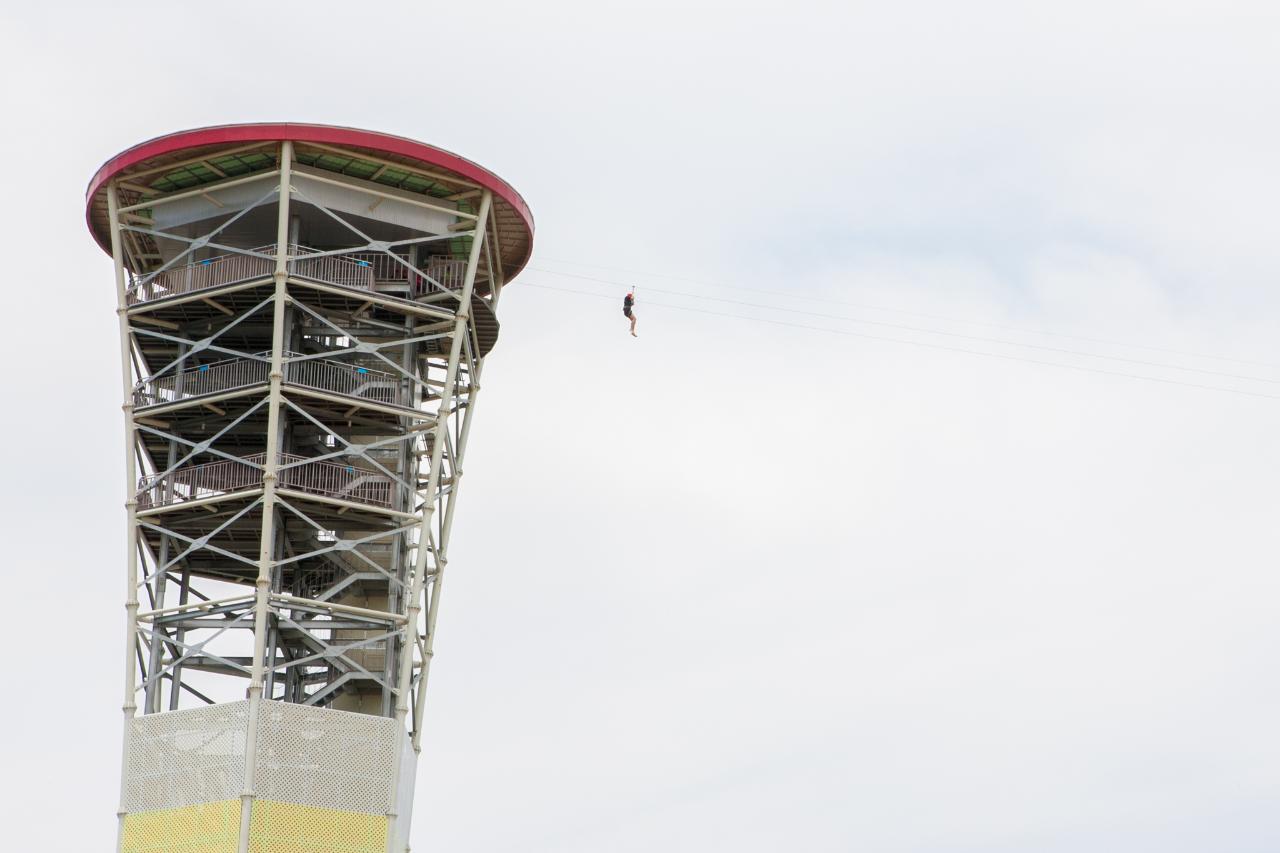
[248,800,387,853]
[253,701,400,814]
[123,702,249,812]
[120,799,240,853]
[120,700,404,850]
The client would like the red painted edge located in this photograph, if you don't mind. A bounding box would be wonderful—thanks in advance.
[85,123,534,272]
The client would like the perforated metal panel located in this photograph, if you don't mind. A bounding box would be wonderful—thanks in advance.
[248,801,386,853]
[253,701,400,815]
[121,799,240,853]
[120,700,407,853]
[120,799,389,853]
[123,702,249,812]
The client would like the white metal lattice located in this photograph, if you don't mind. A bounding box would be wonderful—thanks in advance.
[95,130,525,853]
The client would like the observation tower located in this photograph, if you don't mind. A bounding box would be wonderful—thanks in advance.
[85,123,533,853]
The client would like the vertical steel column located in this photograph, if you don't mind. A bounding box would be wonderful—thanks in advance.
[409,214,506,747]
[108,181,141,853]
[238,140,294,853]
[386,191,490,853]
[383,244,421,720]
[394,191,491,743]
[145,343,186,714]
[168,564,191,711]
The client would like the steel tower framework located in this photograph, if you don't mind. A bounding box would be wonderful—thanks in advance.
[86,124,533,853]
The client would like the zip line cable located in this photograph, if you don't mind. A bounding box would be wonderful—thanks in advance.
[526,268,1280,387]
[531,261,1280,371]
[521,280,1280,403]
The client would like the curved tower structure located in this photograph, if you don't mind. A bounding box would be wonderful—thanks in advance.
[85,124,533,853]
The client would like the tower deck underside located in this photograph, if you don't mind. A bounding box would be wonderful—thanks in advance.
[89,128,530,853]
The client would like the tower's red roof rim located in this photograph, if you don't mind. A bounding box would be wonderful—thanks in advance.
[85,122,534,272]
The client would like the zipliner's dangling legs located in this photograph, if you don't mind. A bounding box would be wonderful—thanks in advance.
[629,311,637,337]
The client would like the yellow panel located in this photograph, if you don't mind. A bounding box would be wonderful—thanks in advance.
[249,800,388,853]
[121,799,240,853]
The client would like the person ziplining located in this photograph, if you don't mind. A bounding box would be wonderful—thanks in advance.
[623,290,638,337]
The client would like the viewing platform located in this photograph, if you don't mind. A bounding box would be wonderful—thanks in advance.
[133,353,405,410]
[125,244,468,306]
[137,451,396,510]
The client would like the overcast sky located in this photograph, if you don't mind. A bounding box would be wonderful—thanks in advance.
[2,1,1279,850]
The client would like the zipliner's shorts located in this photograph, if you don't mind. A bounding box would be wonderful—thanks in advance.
[623,306,633,318]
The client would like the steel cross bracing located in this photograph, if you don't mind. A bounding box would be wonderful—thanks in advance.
[106,141,505,776]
